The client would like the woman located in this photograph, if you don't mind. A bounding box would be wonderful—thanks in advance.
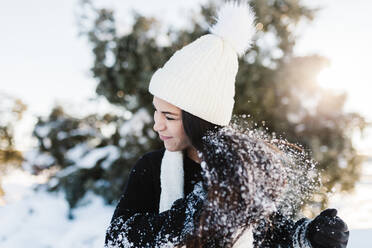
[105,2,349,247]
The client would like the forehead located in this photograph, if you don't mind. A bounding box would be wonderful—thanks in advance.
[152,96,181,113]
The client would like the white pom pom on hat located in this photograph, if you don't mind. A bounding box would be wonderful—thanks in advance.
[149,0,256,126]
[209,1,256,57]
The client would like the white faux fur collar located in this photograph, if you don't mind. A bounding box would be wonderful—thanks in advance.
[159,149,184,213]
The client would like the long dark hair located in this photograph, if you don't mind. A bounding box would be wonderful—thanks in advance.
[180,110,289,248]
[181,110,221,247]
[181,110,222,152]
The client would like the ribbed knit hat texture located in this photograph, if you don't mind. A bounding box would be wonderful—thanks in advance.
[149,1,256,126]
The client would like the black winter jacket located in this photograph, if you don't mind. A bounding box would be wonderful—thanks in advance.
[104,148,313,248]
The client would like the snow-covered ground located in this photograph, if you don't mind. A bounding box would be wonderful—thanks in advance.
[1,160,371,248]
[0,170,114,248]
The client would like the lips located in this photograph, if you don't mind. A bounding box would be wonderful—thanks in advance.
[160,135,172,140]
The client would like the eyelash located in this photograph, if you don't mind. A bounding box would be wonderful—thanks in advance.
[153,109,175,121]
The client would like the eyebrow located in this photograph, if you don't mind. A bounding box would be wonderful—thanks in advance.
[152,102,178,116]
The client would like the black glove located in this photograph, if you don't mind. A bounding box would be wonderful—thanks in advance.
[171,182,207,238]
[306,208,349,248]
[184,182,207,219]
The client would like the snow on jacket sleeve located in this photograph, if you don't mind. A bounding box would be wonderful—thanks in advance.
[104,155,190,248]
[253,211,312,247]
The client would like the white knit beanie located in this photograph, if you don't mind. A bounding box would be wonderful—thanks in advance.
[149,1,256,126]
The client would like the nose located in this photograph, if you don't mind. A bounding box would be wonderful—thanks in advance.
[153,113,166,132]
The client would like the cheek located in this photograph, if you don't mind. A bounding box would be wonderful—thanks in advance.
[170,122,188,142]
[178,126,190,146]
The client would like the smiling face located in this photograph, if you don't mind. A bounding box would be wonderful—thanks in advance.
[152,96,192,152]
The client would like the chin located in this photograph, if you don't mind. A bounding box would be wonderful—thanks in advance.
[164,144,182,152]
[164,146,178,152]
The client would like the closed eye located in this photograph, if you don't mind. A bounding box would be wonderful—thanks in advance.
[153,106,175,121]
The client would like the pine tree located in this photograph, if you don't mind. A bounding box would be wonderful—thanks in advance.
[27,0,366,213]
[0,93,26,201]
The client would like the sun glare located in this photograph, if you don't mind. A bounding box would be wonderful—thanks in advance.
[316,57,372,155]
[317,64,348,92]
[317,57,368,93]
[316,57,371,116]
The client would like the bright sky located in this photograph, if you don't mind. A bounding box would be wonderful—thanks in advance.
[0,0,371,153]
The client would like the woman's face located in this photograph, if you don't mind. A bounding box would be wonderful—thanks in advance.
[152,96,191,152]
